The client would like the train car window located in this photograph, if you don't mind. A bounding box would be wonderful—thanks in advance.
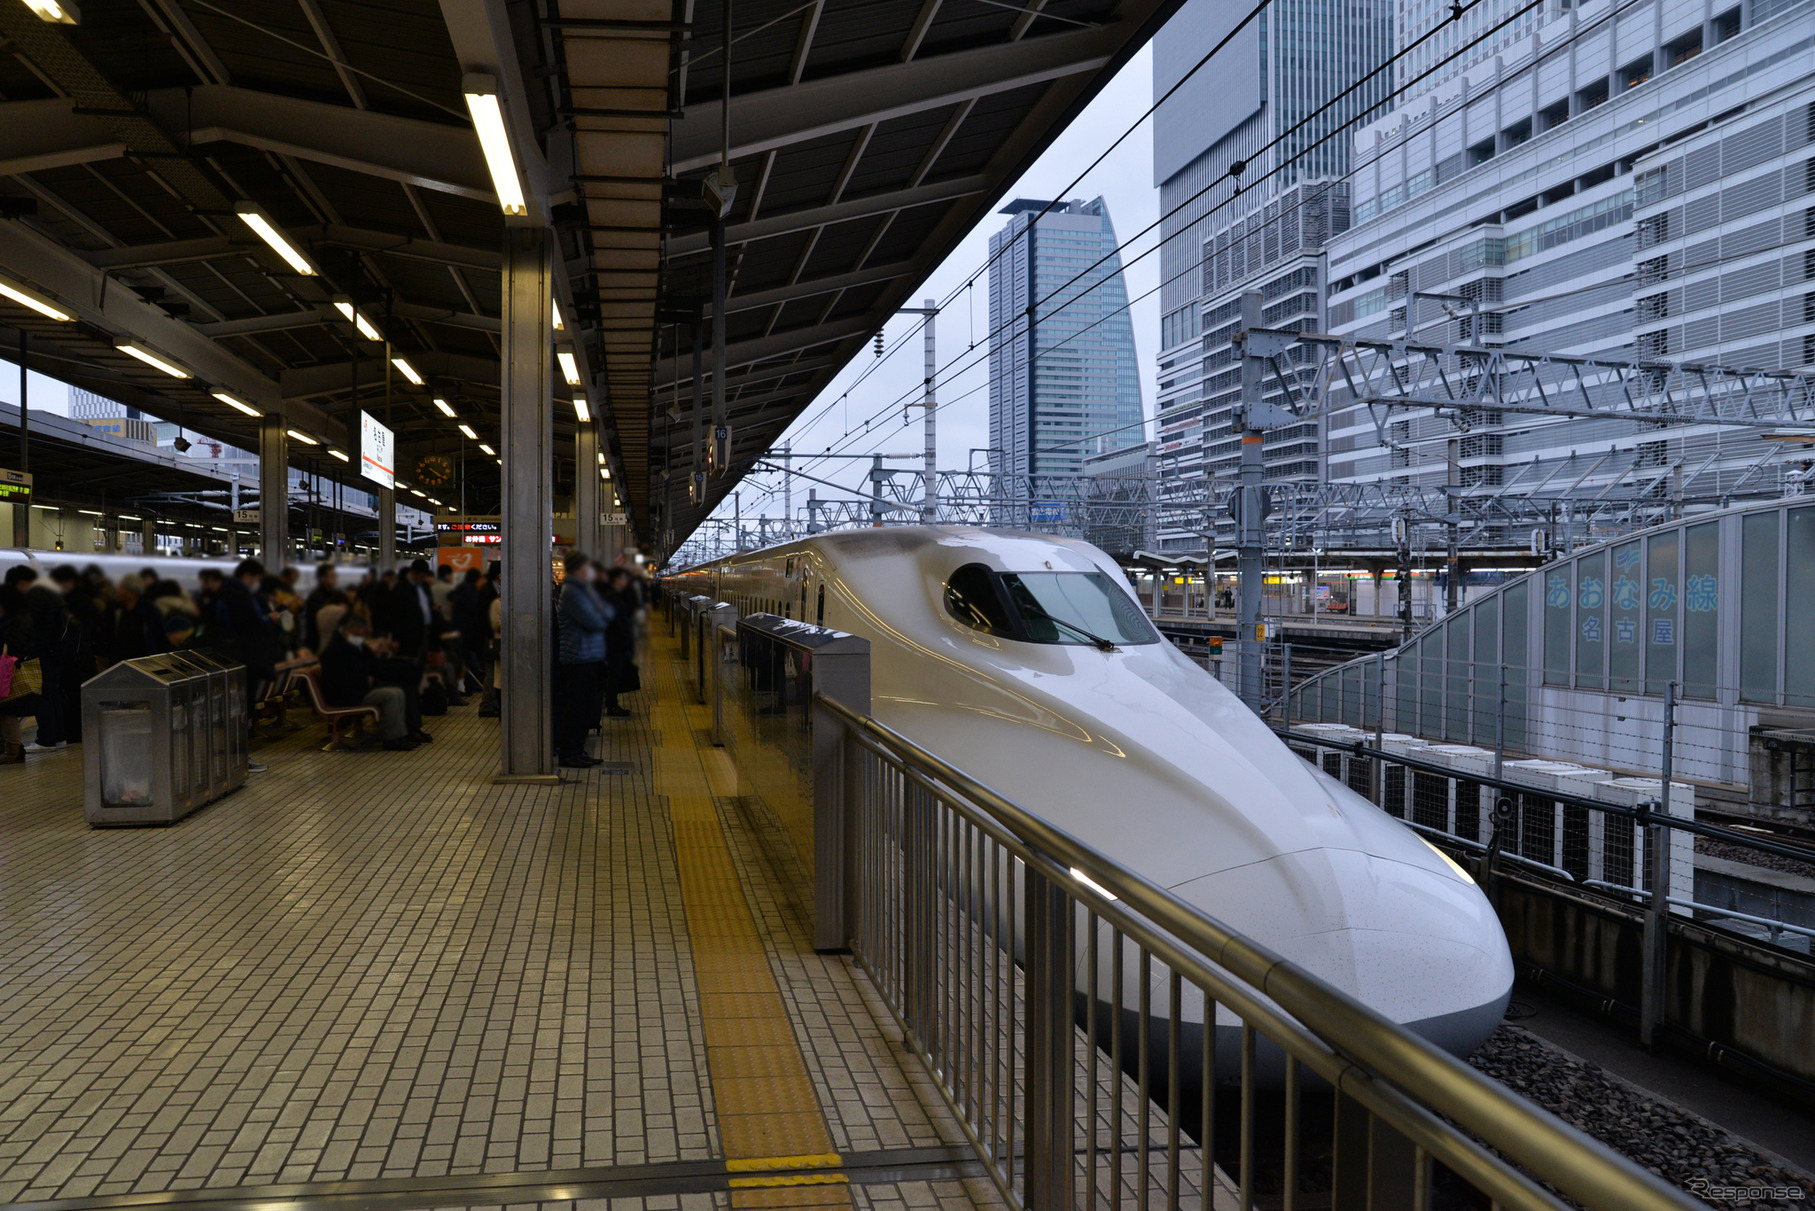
[816,584,825,625]
[1000,572,1160,645]
[944,563,1016,636]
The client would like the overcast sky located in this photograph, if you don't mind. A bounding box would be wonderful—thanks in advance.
[719,46,1159,525]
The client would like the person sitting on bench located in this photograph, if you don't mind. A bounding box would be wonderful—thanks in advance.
[320,615,418,751]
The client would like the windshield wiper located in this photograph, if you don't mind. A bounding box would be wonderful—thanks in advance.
[1032,612,1119,651]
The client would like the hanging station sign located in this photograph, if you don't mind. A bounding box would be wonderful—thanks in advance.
[359,412,395,489]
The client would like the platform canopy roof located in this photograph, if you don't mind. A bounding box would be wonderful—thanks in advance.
[0,0,1177,549]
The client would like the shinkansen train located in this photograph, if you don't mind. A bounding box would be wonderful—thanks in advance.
[671,526,1513,1065]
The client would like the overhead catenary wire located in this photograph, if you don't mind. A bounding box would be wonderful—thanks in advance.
[779,0,1567,483]
[719,0,1644,524]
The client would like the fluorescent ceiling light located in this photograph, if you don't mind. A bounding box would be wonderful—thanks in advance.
[211,526,228,533]
[286,428,319,445]
[391,357,424,386]
[597,452,605,464]
[333,300,381,340]
[235,205,315,275]
[479,443,495,456]
[0,276,73,322]
[118,514,141,521]
[458,423,477,440]
[557,350,581,386]
[410,488,426,498]
[602,466,611,479]
[212,391,260,417]
[434,397,456,418]
[573,396,591,423]
[552,299,564,331]
[329,448,350,462]
[116,342,190,378]
[77,509,103,517]
[462,75,527,217]
[22,0,78,23]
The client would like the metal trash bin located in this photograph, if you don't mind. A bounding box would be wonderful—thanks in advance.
[82,653,249,826]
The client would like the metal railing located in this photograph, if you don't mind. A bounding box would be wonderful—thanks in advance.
[798,695,1699,1210]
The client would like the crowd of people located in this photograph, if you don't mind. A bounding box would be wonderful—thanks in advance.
[0,551,647,765]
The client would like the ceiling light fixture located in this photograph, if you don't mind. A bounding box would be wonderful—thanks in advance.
[235,204,315,275]
[557,350,581,386]
[462,74,527,217]
[479,443,496,456]
[286,428,319,445]
[212,391,260,417]
[596,452,605,464]
[0,275,73,322]
[21,0,79,23]
[573,396,591,423]
[332,299,381,340]
[434,397,456,418]
[552,299,565,331]
[116,342,190,378]
[458,423,477,440]
[391,357,424,385]
[329,448,350,462]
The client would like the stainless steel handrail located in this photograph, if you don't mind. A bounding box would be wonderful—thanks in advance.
[815,691,1700,1211]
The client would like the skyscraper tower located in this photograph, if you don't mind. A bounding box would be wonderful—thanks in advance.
[1150,0,1393,550]
[987,197,1144,492]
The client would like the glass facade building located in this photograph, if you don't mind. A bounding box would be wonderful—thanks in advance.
[987,198,1145,482]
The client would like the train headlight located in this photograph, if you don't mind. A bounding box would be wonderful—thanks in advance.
[1421,837,1476,886]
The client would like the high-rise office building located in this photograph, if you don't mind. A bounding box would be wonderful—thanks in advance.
[1151,0,1393,551]
[1323,0,1814,507]
[987,198,1145,489]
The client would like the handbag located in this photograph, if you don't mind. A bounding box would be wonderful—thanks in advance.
[0,651,14,699]
[12,658,43,698]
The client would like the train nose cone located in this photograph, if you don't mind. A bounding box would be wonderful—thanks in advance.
[1171,847,1513,1054]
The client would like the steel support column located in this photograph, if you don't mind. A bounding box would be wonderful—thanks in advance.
[575,423,601,558]
[498,226,556,782]
[378,487,396,569]
[258,415,288,569]
[1235,290,1266,711]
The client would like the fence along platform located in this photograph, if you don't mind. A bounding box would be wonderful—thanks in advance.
[706,607,1700,1211]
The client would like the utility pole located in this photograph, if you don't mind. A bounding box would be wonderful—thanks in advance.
[1640,682,1679,1048]
[1233,290,1271,711]
[1446,436,1461,615]
[781,442,791,539]
[897,300,939,523]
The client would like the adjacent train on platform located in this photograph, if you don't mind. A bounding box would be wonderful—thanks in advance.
[670,526,1513,1064]
[0,549,349,592]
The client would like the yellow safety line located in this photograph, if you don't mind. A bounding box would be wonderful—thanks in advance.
[726,1153,844,1172]
[651,632,850,1210]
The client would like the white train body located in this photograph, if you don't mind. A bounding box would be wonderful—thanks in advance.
[0,549,354,593]
[677,526,1513,1055]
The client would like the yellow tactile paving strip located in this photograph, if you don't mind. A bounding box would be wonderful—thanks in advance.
[651,633,852,1210]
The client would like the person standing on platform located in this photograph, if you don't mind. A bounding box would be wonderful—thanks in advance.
[304,565,346,653]
[200,560,281,773]
[0,572,44,763]
[15,567,71,753]
[601,566,638,718]
[555,553,609,768]
[378,559,437,744]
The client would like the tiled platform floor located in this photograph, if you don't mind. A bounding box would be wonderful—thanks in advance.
[0,635,998,1211]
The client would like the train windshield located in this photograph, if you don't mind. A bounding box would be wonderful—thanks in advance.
[945,563,1157,646]
[1000,572,1159,645]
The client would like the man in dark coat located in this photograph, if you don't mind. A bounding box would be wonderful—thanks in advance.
[601,567,638,717]
[19,567,72,752]
[555,554,610,767]
[319,616,416,749]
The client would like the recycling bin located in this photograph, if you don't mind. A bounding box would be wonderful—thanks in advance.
[82,652,248,826]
